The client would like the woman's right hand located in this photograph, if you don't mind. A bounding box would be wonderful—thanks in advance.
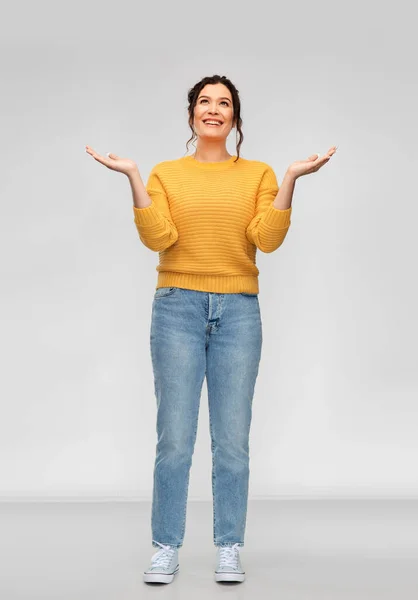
[85,145,138,177]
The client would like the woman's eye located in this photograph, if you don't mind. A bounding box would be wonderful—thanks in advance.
[199,99,229,106]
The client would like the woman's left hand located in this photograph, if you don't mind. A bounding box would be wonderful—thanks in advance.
[287,146,337,180]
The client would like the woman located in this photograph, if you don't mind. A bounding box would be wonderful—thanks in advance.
[86,74,336,585]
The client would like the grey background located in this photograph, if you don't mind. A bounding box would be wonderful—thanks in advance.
[1,0,416,501]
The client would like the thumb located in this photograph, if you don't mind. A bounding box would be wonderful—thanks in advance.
[309,153,321,161]
[106,152,119,159]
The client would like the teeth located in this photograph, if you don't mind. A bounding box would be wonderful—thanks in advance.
[204,121,222,125]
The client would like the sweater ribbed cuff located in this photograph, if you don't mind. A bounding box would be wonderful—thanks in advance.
[132,202,160,227]
[263,204,292,229]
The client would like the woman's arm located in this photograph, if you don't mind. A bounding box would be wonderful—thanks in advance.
[128,168,152,209]
[272,171,296,211]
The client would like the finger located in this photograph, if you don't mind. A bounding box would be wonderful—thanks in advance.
[86,147,113,168]
[315,149,335,161]
[317,157,331,170]
[106,152,120,159]
[318,158,330,168]
[86,145,101,158]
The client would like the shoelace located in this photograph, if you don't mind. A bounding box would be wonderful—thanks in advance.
[150,540,176,569]
[219,543,241,569]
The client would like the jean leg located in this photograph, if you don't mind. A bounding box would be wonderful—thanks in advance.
[205,293,263,547]
[150,288,206,549]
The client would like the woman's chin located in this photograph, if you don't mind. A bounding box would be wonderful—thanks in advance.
[199,132,226,140]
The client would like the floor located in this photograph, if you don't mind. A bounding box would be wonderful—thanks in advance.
[0,498,416,599]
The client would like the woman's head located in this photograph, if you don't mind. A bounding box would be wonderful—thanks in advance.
[186,75,243,162]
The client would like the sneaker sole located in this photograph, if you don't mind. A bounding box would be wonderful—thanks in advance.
[215,571,245,582]
[143,565,179,584]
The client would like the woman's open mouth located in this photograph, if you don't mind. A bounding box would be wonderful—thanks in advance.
[203,120,223,127]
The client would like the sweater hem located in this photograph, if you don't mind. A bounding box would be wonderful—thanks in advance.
[155,272,260,294]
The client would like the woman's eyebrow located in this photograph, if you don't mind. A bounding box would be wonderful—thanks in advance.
[198,95,231,101]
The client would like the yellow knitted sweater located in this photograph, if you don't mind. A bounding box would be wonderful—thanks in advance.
[132,154,292,294]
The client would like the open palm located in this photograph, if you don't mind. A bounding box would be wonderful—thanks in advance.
[85,145,137,176]
[288,146,337,179]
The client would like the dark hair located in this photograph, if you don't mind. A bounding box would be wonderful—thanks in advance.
[185,75,243,163]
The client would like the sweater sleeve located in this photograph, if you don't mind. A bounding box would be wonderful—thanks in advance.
[245,165,292,253]
[132,166,179,252]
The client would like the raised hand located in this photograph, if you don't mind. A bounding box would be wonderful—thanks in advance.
[85,145,138,177]
[287,146,337,179]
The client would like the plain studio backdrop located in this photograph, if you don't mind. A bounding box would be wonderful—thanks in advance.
[0,1,417,504]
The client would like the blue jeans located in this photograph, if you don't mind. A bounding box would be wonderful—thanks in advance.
[149,286,263,549]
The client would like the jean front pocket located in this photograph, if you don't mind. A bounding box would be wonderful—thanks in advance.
[240,292,258,297]
[154,287,178,299]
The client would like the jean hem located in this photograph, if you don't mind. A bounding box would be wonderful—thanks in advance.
[214,542,244,547]
[152,541,182,549]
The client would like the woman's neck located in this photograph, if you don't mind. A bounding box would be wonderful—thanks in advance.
[193,143,232,163]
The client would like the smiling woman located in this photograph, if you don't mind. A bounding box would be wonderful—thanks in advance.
[185,75,243,163]
[132,76,296,585]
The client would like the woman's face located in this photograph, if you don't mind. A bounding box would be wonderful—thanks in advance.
[192,83,235,140]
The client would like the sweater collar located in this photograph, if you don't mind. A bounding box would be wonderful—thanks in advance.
[181,154,238,170]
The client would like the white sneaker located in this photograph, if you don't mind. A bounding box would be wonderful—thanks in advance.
[215,543,245,582]
[143,541,180,584]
